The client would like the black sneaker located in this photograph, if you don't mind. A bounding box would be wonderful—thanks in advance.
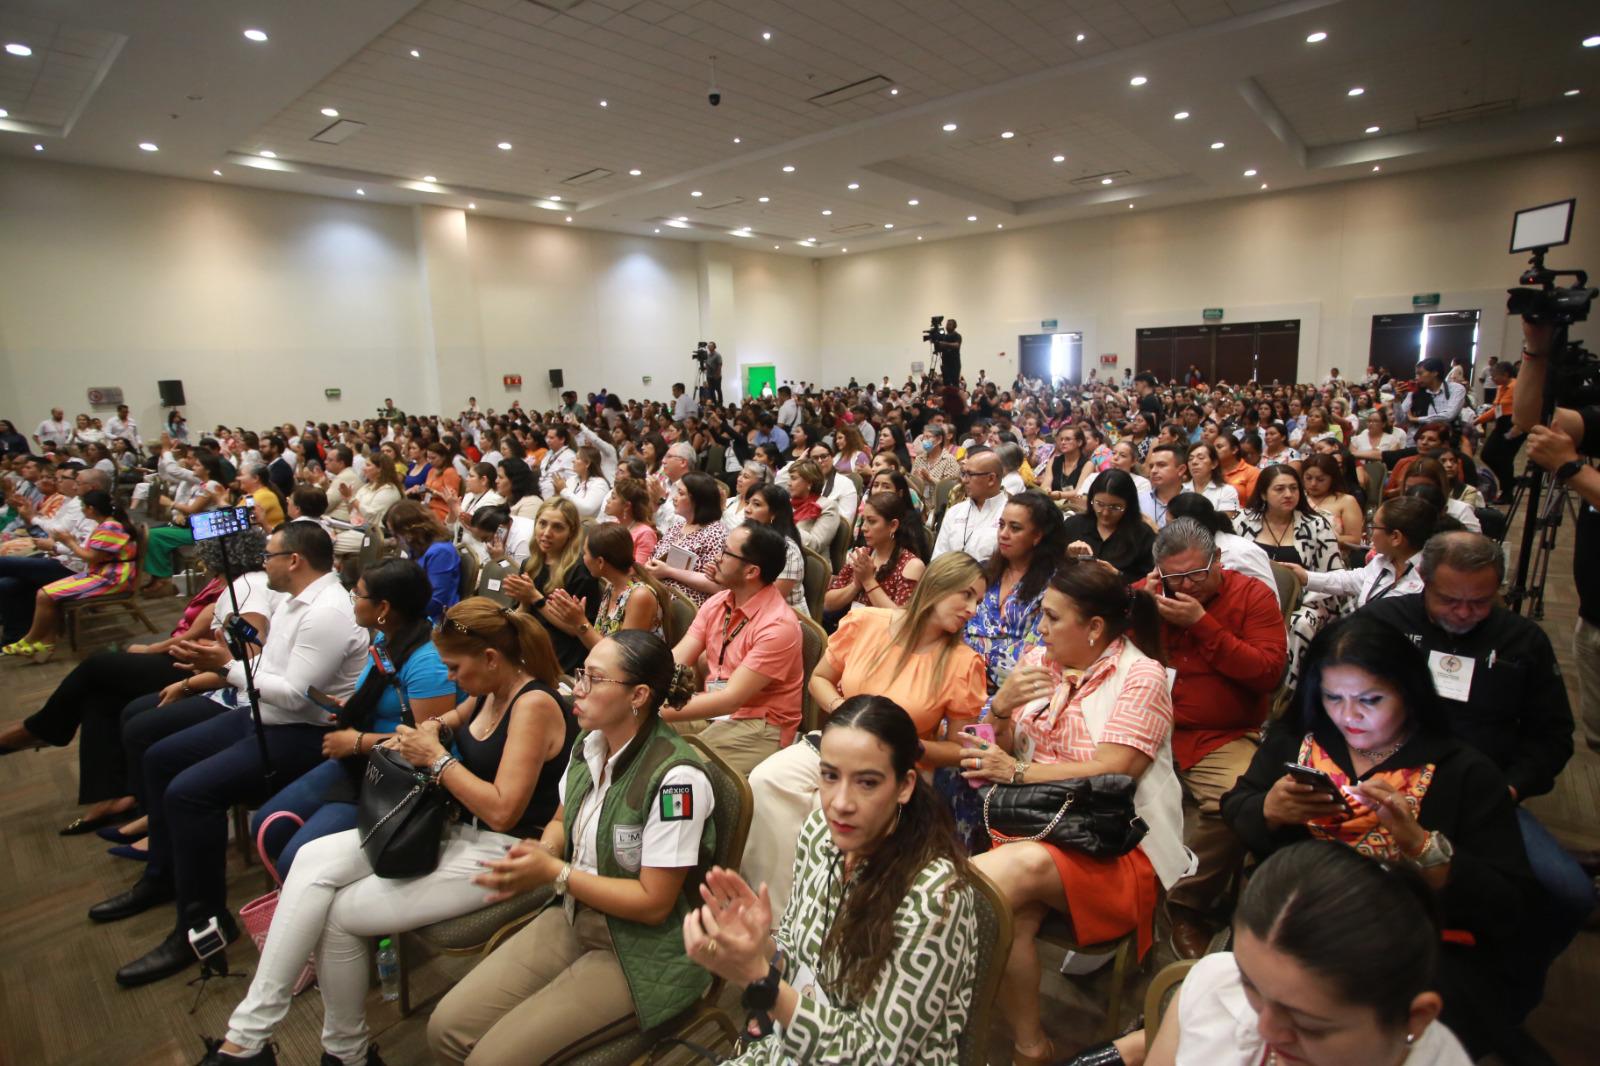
[193,1038,276,1065]
[320,1045,386,1066]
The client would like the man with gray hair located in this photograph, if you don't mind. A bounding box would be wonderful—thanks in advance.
[1143,517,1287,957]
[1361,530,1589,1014]
[655,441,698,527]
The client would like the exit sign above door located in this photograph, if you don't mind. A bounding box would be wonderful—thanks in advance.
[1202,308,1224,321]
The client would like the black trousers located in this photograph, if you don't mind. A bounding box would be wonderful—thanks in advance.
[22,649,188,804]
[1480,417,1523,502]
[120,693,227,809]
[941,351,961,387]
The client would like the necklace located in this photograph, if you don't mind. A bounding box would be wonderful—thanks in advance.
[1263,515,1294,546]
[1352,730,1411,763]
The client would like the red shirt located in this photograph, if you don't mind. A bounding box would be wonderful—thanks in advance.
[1142,569,1286,769]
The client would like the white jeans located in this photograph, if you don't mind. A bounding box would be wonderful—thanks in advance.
[741,741,821,922]
[225,825,519,1064]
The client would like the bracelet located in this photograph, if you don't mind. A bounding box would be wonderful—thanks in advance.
[355,731,365,755]
[864,583,881,595]
[181,679,193,696]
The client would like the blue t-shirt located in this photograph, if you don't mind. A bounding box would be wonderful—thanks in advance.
[360,633,457,733]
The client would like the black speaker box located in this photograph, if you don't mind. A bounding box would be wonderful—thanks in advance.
[549,369,564,388]
[158,379,186,406]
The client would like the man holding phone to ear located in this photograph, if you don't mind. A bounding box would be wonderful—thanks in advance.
[90,521,369,989]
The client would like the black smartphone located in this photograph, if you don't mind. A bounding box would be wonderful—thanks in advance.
[1283,763,1354,814]
[305,686,343,715]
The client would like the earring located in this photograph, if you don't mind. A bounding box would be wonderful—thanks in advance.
[1405,1034,1416,1046]
[377,613,388,626]
[892,803,903,834]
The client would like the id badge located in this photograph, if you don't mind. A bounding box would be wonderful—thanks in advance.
[486,578,501,592]
[1427,650,1475,701]
[706,679,728,693]
[1016,729,1037,763]
[788,960,831,1008]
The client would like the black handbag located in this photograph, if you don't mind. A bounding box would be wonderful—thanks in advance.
[978,774,1148,858]
[356,744,451,878]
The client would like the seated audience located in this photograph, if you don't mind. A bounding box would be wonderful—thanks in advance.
[690,697,980,1065]
[1235,463,1344,571]
[239,463,287,529]
[426,631,712,1065]
[495,456,542,520]
[502,497,599,674]
[1183,441,1241,516]
[965,560,1186,1066]
[1042,424,1094,506]
[556,443,609,518]
[825,491,926,612]
[965,490,1064,692]
[194,598,575,1066]
[605,473,660,564]
[1401,457,1482,533]
[383,499,459,622]
[741,483,812,618]
[745,552,987,915]
[933,447,1009,562]
[1164,492,1275,594]
[1221,615,1536,1060]
[1299,453,1365,548]
[0,466,103,646]
[552,521,663,647]
[722,459,771,527]
[140,453,232,598]
[1061,470,1156,583]
[644,471,729,607]
[665,522,803,776]
[786,460,843,556]
[1213,431,1259,504]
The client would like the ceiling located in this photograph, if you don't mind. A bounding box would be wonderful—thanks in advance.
[1,0,1596,255]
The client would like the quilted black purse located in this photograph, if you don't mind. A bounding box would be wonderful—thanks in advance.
[356,744,452,878]
[978,773,1148,858]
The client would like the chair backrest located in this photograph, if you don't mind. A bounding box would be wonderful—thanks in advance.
[930,477,959,528]
[683,737,753,872]
[455,545,481,600]
[957,866,1015,1066]
[800,547,830,620]
[662,590,698,648]
[828,514,853,572]
[704,443,726,476]
[796,610,828,734]
[144,479,168,521]
[844,470,863,497]
[1362,461,1387,512]
[1476,505,1508,543]
[1144,959,1198,1050]
[475,558,520,608]
[1269,562,1302,622]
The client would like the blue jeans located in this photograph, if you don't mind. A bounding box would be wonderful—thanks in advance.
[251,758,358,879]
[1511,807,1597,1016]
[0,555,71,641]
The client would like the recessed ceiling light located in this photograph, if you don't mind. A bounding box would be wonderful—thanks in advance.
[774,244,779,249]
[424,175,437,182]
[33,143,42,151]
[1244,168,1257,177]
[1210,141,1225,150]
[1565,89,1581,96]
[1000,130,1015,139]
[1347,86,1365,96]
[907,199,919,206]
[1260,183,1269,189]
[847,182,860,190]
[841,248,847,253]
[1128,204,1135,209]
[996,224,1003,229]
[1052,154,1066,163]
[1100,177,1113,185]
[762,31,772,41]
[889,87,899,96]
[1173,111,1190,120]
[655,228,661,234]
[356,188,365,196]
[0,107,7,117]
[757,196,769,203]
[548,195,561,201]
[6,43,34,57]
[628,168,642,176]
[1076,33,1086,42]
[497,141,512,150]
[1585,35,1600,47]
[733,136,742,143]
[212,169,222,176]
[967,215,977,221]
[1555,134,1565,143]
[1129,75,1147,87]
[917,236,923,240]
[259,150,276,158]
[1365,125,1381,133]
[942,122,958,132]
[821,209,832,216]
[691,190,703,197]
[781,164,795,172]
[468,202,475,209]
[320,107,339,118]
[565,216,572,222]
[243,29,268,43]
[884,223,894,229]
[1306,31,1327,43]
[599,99,608,108]
[677,216,688,222]
[138,142,159,152]
[409,49,420,58]
[1371,165,1381,172]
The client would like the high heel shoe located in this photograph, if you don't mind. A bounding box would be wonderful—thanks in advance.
[1011,1038,1057,1066]
[0,725,48,755]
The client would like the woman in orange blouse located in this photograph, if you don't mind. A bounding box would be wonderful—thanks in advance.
[417,441,461,525]
[741,552,989,918]
[961,560,1188,1066]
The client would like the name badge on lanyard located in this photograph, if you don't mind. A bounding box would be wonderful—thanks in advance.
[1427,650,1475,701]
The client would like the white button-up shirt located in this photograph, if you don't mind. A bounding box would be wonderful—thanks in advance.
[932,491,1010,563]
[1306,554,1423,606]
[558,730,714,875]
[224,571,368,726]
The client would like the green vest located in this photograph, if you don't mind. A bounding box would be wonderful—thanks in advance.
[561,716,716,1031]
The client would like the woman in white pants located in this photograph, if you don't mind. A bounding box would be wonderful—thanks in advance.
[191,599,576,1066]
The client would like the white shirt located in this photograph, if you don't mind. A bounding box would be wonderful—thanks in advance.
[1175,953,1471,1066]
[1187,481,1241,514]
[1445,496,1481,533]
[1215,532,1277,596]
[558,730,715,876]
[561,476,609,519]
[776,398,800,432]
[104,416,140,447]
[539,446,576,499]
[505,515,536,565]
[1398,380,1467,441]
[574,424,619,483]
[222,571,368,727]
[460,488,506,518]
[672,394,699,420]
[932,491,1010,563]
[1306,553,1423,605]
[35,418,71,445]
[1001,470,1026,497]
[822,470,859,525]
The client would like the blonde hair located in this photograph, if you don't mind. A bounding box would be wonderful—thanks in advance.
[433,596,561,684]
[860,552,983,701]
[522,496,585,591]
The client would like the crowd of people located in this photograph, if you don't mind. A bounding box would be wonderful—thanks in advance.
[0,337,1595,1066]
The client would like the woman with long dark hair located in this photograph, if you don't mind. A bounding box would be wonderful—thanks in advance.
[966,489,1066,690]
[643,471,729,606]
[495,457,542,520]
[826,491,926,612]
[687,695,980,1065]
[742,483,812,617]
[1236,463,1344,571]
[1061,469,1156,583]
[965,560,1185,1066]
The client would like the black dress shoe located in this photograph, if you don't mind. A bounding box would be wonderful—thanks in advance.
[321,1045,386,1066]
[116,930,196,988]
[60,807,140,836]
[1055,1040,1126,1066]
[88,877,173,923]
[194,1037,276,1065]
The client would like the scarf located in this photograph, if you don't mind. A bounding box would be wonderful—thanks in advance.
[1297,733,1436,861]
[792,495,822,524]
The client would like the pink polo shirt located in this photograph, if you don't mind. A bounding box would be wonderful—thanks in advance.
[688,583,804,745]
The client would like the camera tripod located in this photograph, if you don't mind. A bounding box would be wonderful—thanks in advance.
[1501,459,1580,621]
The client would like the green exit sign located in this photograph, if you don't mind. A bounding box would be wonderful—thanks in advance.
[1041,319,1058,330]
[324,388,342,400]
[1202,308,1224,321]
[1413,293,1441,307]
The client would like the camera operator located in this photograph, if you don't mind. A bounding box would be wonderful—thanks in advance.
[700,341,724,407]
[1514,319,1600,757]
[934,317,962,386]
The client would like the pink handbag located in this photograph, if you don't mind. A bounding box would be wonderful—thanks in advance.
[238,811,317,995]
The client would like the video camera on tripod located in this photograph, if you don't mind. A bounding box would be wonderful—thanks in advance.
[922,315,946,346]
[692,341,710,363]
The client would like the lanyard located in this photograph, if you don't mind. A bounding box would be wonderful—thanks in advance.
[712,602,752,675]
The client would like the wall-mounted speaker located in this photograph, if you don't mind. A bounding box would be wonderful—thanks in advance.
[158,379,187,406]
[548,369,564,388]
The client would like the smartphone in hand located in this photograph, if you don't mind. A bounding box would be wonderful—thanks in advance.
[306,685,344,716]
[1283,762,1354,815]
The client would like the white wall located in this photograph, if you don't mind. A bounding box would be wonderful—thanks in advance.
[817,146,1600,387]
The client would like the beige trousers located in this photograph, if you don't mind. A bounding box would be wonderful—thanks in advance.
[673,716,782,778]
[1167,735,1259,916]
[426,905,637,1065]
[742,740,822,920]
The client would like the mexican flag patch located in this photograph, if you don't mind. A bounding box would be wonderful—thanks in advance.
[660,783,694,821]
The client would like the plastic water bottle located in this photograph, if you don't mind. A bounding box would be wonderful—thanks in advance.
[376,937,400,1002]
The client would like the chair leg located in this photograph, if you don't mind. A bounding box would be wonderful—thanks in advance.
[1099,937,1135,1042]
[397,934,413,1017]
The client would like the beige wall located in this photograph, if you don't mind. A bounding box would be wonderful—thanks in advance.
[817,146,1600,387]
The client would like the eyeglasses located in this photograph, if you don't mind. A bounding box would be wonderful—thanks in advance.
[573,667,632,695]
[262,550,296,560]
[722,547,751,563]
[1369,524,1392,535]
[1156,560,1214,586]
[959,469,997,480]
[349,590,375,604]
[1090,500,1127,514]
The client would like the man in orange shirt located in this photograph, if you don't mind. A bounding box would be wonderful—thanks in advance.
[667,522,803,776]
[1477,360,1521,503]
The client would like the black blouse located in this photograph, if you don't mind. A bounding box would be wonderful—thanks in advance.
[524,561,601,674]
[1060,512,1155,583]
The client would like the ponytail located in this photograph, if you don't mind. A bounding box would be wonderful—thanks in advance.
[433,597,561,685]
[1050,557,1165,664]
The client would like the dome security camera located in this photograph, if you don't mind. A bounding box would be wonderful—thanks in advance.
[708,91,721,106]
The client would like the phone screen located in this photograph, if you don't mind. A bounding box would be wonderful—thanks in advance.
[190,505,253,541]
[305,686,342,714]
[1284,763,1354,812]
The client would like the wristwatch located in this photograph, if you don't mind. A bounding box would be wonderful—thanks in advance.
[740,947,786,1011]
[428,752,456,779]
[1555,459,1585,483]
[553,861,573,897]
[1409,830,1454,869]
[1011,760,1029,785]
